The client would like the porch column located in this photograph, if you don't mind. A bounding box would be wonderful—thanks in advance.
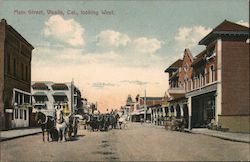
[188,97,192,130]
[168,106,171,117]
[150,108,153,123]
[174,105,177,117]
[180,104,184,117]
[215,38,222,124]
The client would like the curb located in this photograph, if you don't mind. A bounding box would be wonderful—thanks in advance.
[191,131,250,144]
[0,131,42,142]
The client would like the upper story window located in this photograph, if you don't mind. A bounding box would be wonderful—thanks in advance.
[14,90,31,105]
[209,65,215,83]
[184,63,188,72]
[13,58,17,77]
[206,47,216,61]
[7,55,11,74]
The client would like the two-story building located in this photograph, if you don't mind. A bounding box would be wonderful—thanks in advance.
[165,20,249,133]
[186,20,249,132]
[0,19,34,130]
[31,81,82,117]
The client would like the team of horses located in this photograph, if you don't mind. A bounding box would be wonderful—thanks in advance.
[84,113,127,131]
[35,108,127,142]
[35,107,78,142]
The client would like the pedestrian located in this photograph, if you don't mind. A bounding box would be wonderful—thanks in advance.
[140,118,143,124]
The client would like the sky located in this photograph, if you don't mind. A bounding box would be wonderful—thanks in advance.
[0,0,249,112]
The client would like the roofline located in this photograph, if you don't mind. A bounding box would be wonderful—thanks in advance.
[7,24,34,50]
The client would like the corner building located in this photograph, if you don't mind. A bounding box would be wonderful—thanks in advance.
[0,19,34,130]
[187,20,249,132]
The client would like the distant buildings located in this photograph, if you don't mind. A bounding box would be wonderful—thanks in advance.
[165,20,249,133]
[31,81,83,116]
[125,94,164,122]
[0,19,34,130]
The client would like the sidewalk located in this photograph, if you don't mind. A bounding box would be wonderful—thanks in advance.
[0,128,42,142]
[191,128,250,143]
[146,122,250,143]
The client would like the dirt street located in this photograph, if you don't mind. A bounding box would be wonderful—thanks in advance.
[1,122,249,161]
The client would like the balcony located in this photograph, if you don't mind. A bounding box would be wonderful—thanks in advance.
[168,87,185,98]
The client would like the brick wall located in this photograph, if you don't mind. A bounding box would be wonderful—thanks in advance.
[0,19,33,130]
[0,19,6,130]
[221,40,249,115]
[179,49,193,91]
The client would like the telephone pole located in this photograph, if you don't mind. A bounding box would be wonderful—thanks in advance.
[144,89,147,122]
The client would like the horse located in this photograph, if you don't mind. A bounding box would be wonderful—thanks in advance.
[113,113,120,129]
[35,111,56,142]
[118,115,127,129]
[55,108,68,142]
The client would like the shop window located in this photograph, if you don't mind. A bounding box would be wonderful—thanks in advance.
[24,110,27,120]
[24,95,30,104]
[15,109,18,119]
[20,109,23,119]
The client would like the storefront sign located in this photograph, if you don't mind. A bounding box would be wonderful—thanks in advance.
[5,109,13,113]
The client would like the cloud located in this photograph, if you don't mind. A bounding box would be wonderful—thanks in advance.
[96,30,131,47]
[121,80,148,85]
[133,37,163,54]
[175,25,212,48]
[42,15,85,46]
[236,20,249,27]
[92,82,117,89]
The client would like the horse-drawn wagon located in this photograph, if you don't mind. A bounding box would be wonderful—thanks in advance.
[35,105,80,142]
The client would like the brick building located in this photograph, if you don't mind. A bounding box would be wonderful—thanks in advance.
[0,19,34,130]
[165,20,249,133]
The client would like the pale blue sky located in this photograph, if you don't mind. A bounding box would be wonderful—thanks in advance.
[0,0,249,111]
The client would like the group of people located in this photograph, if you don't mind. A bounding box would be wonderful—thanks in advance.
[84,112,127,131]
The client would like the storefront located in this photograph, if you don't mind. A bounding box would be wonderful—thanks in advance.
[191,91,216,128]
[10,88,32,129]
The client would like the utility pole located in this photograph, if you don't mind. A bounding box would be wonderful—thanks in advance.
[71,79,74,114]
[144,89,147,122]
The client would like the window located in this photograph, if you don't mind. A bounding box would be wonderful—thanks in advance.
[15,109,18,119]
[12,111,14,120]
[25,65,28,81]
[15,92,19,104]
[20,109,23,119]
[7,55,10,74]
[24,110,27,120]
[191,79,193,90]
[200,74,203,87]
[21,63,24,80]
[204,68,207,84]
[183,63,188,72]
[24,94,30,104]
[209,65,215,83]
[13,58,16,77]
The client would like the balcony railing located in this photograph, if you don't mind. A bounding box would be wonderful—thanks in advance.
[168,87,185,95]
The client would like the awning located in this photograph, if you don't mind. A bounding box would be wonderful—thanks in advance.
[53,92,67,96]
[33,92,47,96]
